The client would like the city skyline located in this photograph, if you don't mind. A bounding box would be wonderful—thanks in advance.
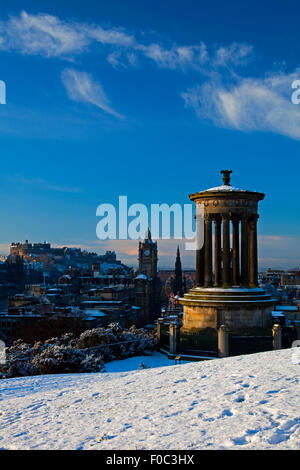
[0,1,300,269]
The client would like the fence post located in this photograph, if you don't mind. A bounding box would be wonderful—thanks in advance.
[169,321,180,355]
[157,318,164,343]
[218,325,229,358]
[273,324,282,350]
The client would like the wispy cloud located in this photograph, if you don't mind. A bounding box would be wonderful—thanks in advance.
[213,43,253,67]
[86,23,135,48]
[0,11,134,58]
[0,11,256,121]
[0,11,252,71]
[0,11,89,58]
[61,68,124,118]
[5,10,298,143]
[182,70,300,140]
[137,42,252,72]
[7,174,82,193]
[136,43,208,70]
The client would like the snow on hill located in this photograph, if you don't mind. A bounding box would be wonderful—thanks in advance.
[0,349,299,450]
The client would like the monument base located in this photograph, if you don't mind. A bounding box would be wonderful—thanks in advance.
[179,287,276,332]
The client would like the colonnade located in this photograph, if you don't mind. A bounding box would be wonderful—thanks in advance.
[196,213,258,288]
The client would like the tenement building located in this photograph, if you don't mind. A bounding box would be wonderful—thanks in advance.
[180,170,276,332]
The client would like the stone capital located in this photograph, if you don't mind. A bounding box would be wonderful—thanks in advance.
[204,213,213,222]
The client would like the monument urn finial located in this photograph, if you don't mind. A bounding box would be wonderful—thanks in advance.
[221,170,232,186]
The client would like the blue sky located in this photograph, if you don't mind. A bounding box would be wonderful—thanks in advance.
[0,0,300,269]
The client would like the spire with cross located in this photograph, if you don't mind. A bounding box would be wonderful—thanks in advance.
[145,227,152,241]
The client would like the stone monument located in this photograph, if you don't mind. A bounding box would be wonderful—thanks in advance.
[180,170,276,332]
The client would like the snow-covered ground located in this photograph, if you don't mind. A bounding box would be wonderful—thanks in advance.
[0,349,299,450]
[103,351,189,373]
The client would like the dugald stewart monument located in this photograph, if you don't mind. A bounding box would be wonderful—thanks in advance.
[180,170,276,333]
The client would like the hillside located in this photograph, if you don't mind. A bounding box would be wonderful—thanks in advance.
[0,349,299,450]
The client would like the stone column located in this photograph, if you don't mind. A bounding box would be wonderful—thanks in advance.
[169,321,180,355]
[241,215,249,287]
[214,216,222,287]
[196,248,205,287]
[248,216,258,287]
[218,325,229,358]
[273,324,282,350]
[222,214,230,287]
[232,216,240,286]
[195,212,205,287]
[204,214,213,288]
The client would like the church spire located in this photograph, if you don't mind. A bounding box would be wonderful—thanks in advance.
[173,245,183,296]
[145,227,152,241]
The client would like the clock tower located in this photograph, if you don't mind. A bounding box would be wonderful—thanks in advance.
[138,229,158,278]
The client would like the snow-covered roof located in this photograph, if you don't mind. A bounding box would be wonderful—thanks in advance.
[82,300,122,305]
[83,309,106,318]
[135,274,148,280]
[275,306,298,311]
[272,311,285,317]
[202,185,251,193]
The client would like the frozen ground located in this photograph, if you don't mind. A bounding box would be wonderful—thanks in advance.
[0,349,299,450]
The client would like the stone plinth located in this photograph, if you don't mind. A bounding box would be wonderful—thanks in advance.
[180,287,275,332]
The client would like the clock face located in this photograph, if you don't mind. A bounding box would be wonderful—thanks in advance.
[144,249,150,256]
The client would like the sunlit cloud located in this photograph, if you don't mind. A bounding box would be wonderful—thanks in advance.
[182,70,300,140]
[9,234,298,270]
[0,244,10,255]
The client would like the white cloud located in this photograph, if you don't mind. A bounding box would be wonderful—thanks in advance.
[61,68,124,118]
[107,50,124,69]
[137,43,208,70]
[182,71,300,140]
[213,43,253,67]
[0,11,135,58]
[0,11,252,71]
[0,11,257,121]
[0,11,89,57]
[87,25,135,47]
